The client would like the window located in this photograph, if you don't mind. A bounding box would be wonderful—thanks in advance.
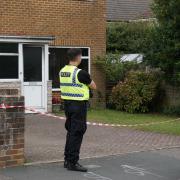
[0,43,18,53]
[49,47,90,89]
[0,56,18,79]
[0,43,19,79]
[23,46,42,82]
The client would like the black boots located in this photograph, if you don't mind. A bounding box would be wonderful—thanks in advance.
[64,161,88,172]
[68,162,88,172]
[64,161,68,168]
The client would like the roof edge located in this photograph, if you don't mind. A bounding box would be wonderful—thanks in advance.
[0,35,55,43]
[0,35,55,40]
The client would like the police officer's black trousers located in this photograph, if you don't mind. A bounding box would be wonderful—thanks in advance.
[64,100,87,164]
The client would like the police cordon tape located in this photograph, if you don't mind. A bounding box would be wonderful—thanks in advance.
[0,103,180,128]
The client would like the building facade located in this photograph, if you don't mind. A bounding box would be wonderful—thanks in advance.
[0,0,106,112]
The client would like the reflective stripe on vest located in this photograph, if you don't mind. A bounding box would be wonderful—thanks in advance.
[60,83,83,88]
[61,93,84,97]
[72,68,78,84]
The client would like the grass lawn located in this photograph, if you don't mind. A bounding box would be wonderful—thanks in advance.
[57,109,180,136]
[136,122,180,136]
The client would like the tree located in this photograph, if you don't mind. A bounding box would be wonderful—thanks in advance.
[148,0,180,85]
[107,22,152,54]
[106,0,180,85]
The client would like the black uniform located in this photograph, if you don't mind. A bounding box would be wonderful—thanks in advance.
[64,70,92,164]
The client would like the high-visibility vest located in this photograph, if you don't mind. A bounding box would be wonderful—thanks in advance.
[59,65,90,101]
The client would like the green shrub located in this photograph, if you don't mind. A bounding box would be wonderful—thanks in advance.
[95,53,140,82]
[110,70,163,113]
[162,106,180,116]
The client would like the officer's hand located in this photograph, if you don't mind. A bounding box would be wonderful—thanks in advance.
[89,80,97,90]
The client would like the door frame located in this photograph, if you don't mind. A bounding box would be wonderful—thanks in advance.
[19,43,49,111]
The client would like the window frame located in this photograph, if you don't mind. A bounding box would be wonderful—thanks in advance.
[48,46,91,91]
[0,43,20,81]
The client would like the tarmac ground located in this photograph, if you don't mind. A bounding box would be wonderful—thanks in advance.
[0,148,180,180]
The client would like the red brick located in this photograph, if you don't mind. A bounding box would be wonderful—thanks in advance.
[13,144,24,149]
[0,156,11,161]
[6,160,18,167]
[6,149,19,155]
[12,154,24,160]
[0,161,6,168]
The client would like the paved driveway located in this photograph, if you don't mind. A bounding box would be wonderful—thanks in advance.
[25,114,180,163]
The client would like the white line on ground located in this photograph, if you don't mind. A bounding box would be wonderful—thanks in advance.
[84,165,102,169]
[84,172,112,180]
[121,165,164,178]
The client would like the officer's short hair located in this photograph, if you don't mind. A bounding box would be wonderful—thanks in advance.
[67,48,82,62]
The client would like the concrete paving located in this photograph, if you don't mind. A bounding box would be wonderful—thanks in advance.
[25,114,180,163]
[0,148,180,180]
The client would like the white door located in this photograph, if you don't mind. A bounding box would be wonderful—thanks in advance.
[23,45,45,110]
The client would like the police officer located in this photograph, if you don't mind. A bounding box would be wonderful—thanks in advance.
[60,48,96,172]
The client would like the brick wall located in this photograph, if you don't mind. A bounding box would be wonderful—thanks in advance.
[0,0,106,106]
[47,81,52,113]
[0,89,25,168]
[0,81,21,96]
